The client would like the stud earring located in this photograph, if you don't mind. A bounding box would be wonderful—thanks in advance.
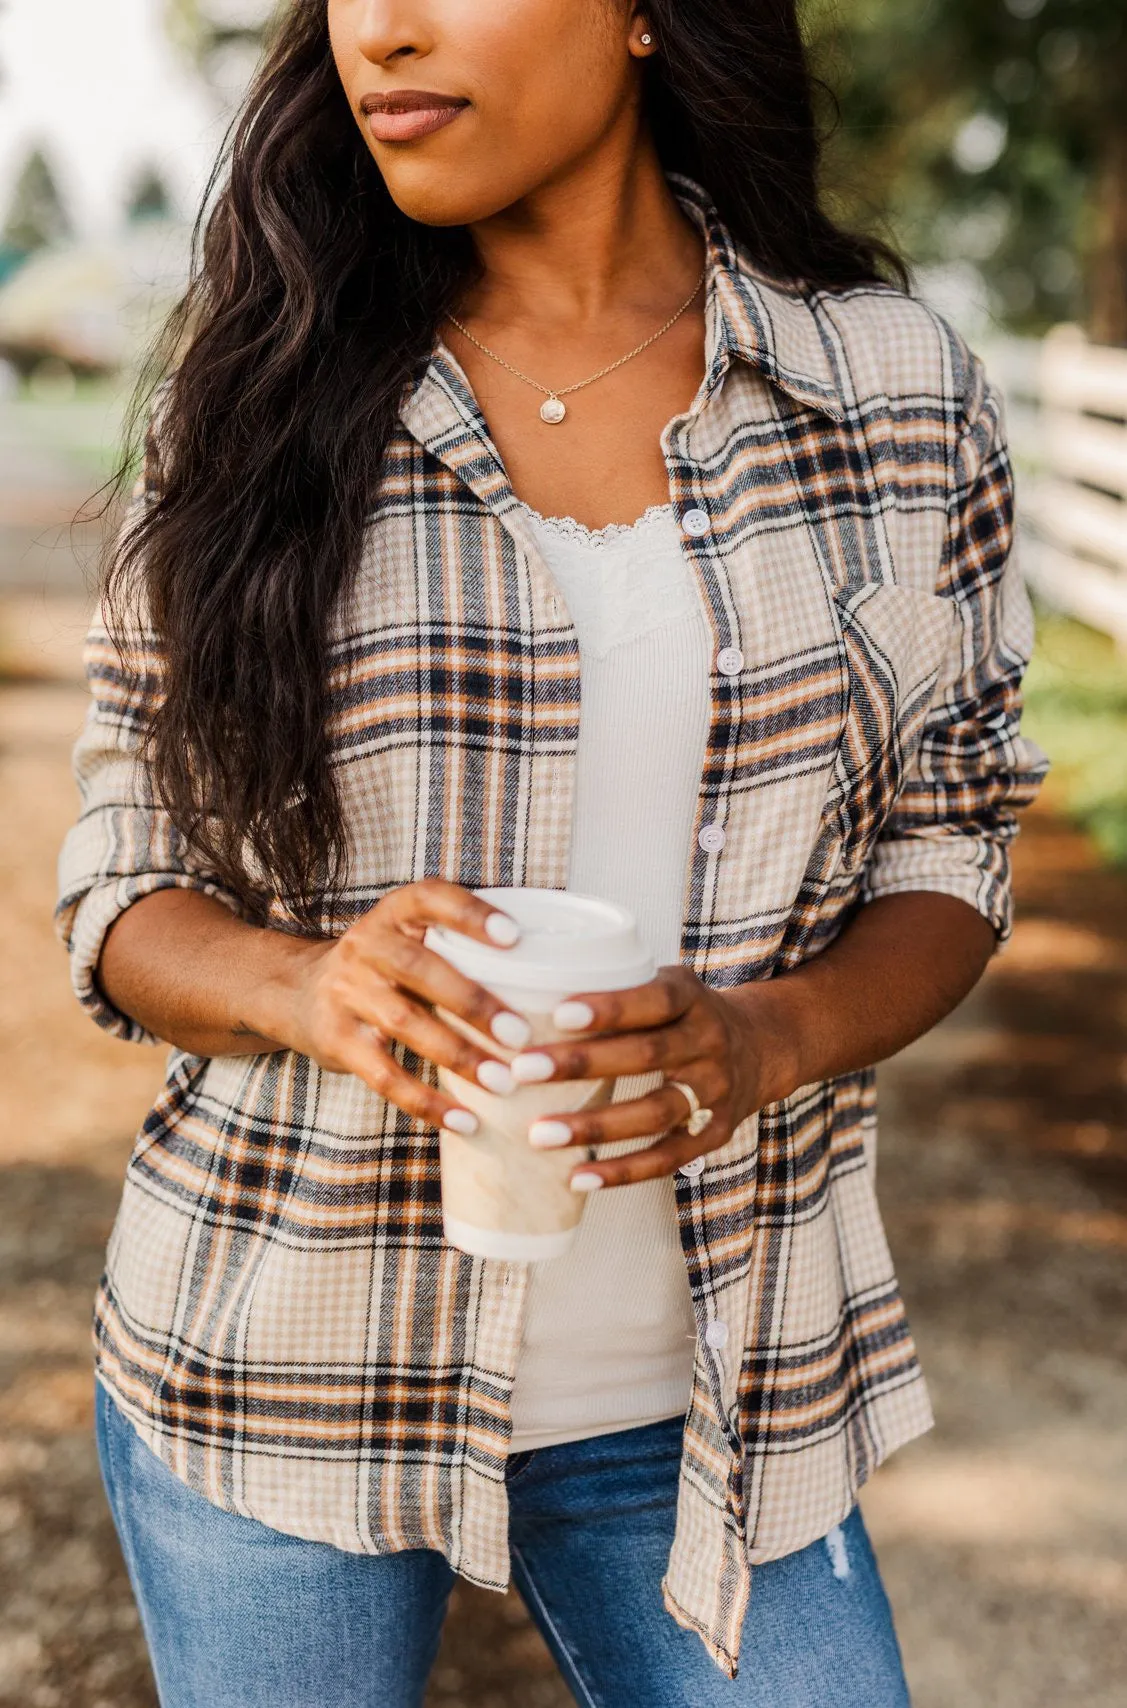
[640,32,653,45]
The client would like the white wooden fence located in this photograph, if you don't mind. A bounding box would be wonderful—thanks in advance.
[987,326,1127,651]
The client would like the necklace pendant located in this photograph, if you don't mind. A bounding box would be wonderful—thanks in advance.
[539,396,567,425]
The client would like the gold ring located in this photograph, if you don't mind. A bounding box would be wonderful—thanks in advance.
[667,1079,714,1139]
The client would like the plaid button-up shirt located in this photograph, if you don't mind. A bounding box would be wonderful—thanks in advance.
[57,176,1047,1675]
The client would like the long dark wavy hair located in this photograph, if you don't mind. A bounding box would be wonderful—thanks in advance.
[106,0,904,929]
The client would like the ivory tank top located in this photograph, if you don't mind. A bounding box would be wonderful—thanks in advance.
[507,500,712,1449]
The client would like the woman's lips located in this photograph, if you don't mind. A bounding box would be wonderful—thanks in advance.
[363,94,469,144]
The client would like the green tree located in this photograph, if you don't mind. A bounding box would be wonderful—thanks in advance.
[808,0,1127,341]
[2,147,71,255]
[127,169,174,224]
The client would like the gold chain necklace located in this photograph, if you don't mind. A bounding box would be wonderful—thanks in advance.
[445,266,706,425]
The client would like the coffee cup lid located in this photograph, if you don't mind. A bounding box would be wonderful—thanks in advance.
[425,888,655,995]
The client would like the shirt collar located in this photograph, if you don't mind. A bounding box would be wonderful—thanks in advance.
[667,173,844,423]
[398,173,845,463]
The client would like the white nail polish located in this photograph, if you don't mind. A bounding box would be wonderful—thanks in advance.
[444,1108,479,1136]
[553,1000,595,1032]
[490,1010,532,1050]
[528,1120,572,1150]
[477,1059,516,1096]
[570,1171,604,1193]
[484,912,521,947]
[510,1052,555,1084]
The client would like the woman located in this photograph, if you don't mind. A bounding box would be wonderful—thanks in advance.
[57,1,1048,1703]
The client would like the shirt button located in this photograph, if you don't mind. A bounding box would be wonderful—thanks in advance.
[705,1319,729,1350]
[681,506,710,537]
[698,823,726,855]
[678,1157,706,1179]
[716,646,744,677]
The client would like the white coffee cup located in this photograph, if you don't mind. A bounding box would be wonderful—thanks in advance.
[424,888,655,1261]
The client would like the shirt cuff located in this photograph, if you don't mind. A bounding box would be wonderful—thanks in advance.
[860,832,1013,945]
[59,872,245,1044]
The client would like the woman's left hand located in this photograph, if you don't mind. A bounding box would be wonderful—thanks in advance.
[508,967,801,1188]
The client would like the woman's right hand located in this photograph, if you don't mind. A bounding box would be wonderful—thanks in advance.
[280,879,531,1135]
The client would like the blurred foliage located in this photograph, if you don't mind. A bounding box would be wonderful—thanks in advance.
[1024,610,1127,865]
[806,0,1127,340]
[126,170,174,225]
[166,0,276,105]
[2,148,71,255]
[166,1,276,63]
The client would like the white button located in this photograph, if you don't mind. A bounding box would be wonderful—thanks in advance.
[716,646,744,677]
[681,507,710,537]
[678,1157,706,1179]
[705,1320,729,1350]
[698,823,726,855]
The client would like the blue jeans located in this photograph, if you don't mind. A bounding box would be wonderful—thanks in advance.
[96,1380,910,1707]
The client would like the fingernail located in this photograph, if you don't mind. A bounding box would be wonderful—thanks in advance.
[485,912,521,947]
[553,1000,595,1032]
[476,1059,516,1096]
[528,1120,572,1150]
[490,1010,532,1050]
[510,1052,555,1084]
[570,1171,604,1193]
[444,1108,479,1136]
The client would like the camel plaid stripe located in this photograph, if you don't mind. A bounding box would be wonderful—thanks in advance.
[56,176,1047,1676]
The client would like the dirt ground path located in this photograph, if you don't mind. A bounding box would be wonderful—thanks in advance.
[1,664,1125,1707]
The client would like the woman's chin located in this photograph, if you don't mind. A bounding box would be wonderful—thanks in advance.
[376,159,540,230]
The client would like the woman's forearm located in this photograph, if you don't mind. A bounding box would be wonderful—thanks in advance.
[97,888,327,1056]
[95,881,539,1134]
[740,891,997,1100]
[100,885,995,1103]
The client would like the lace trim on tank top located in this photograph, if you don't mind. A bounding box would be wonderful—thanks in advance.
[514,499,675,547]
[516,497,704,660]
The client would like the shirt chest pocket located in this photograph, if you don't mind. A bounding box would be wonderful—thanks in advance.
[823,581,960,874]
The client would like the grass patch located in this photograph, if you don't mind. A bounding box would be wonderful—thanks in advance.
[1023,609,1127,867]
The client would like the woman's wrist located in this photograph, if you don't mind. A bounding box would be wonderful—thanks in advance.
[721,977,810,1111]
[232,927,332,1052]
[722,893,998,1112]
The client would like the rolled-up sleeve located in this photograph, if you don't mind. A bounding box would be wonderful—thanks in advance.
[55,452,246,1043]
[860,365,1050,945]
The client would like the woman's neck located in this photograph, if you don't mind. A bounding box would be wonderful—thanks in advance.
[457,142,704,337]
[440,136,708,534]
